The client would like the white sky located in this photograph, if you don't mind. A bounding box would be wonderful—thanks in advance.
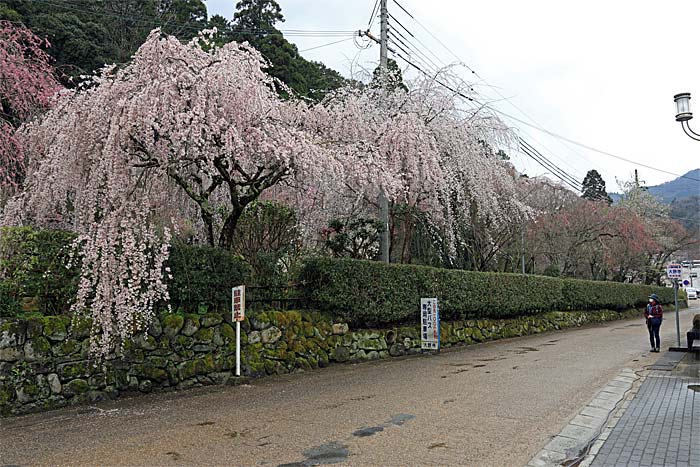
[204,0,700,191]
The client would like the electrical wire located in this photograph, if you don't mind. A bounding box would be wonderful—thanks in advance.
[520,139,581,188]
[299,37,355,53]
[388,29,443,75]
[388,47,582,194]
[387,49,579,190]
[392,0,597,175]
[392,0,476,74]
[23,0,358,37]
[367,0,380,30]
[389,0,693,185]
[494,109,700,183]
[520,142,582,192]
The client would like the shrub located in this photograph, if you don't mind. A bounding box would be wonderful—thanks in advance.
[166,242,250,313]
[0,228,253,316]
[299,257,675,326]
[0,227,78,316]
[0,280,21,317]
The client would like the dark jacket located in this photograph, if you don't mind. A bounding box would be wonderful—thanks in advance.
[645,303,663,320]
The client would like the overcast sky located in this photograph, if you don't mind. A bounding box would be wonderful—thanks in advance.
[204,0,700,191]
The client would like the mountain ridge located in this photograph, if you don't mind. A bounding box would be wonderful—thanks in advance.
[610,168,700,204]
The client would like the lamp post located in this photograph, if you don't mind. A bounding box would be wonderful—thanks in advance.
[673,92,700,141]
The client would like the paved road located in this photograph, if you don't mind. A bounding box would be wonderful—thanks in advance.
[1,305,697,467]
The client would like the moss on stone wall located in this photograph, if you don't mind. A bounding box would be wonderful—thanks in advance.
[0,307,644,416]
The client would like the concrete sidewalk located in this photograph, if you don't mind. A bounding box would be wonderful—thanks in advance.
[528,351,700,467]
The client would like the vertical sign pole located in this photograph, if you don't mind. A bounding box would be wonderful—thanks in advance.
[674,280,680,348]
[232,285,245,377]
[436,299,440,353]
[236,320,241,377]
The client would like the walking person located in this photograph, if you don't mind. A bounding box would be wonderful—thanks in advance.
[645,294,663,352]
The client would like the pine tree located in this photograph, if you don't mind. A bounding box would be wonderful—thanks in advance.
[582,169,612,205]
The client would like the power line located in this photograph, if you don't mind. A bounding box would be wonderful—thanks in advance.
[519,143,581,192]
[387,48,584,194]
[520,138,581,188]
[23,0,358,37]
[392,0,477,74]
[390,0,595,178]
[519,145,581,192]
[299,37,355,53]
[387,35,439,77]
[388,0,700,185]
[492,109,700,183]
[388,29,442,75]
[367,0,380,30]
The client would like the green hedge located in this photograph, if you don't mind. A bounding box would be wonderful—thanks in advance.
[0,228,251,317]
[0,227,79,316]
[166,242,250,313]
[299,258,676,326]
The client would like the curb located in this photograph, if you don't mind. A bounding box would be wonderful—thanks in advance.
[527,368,644,467]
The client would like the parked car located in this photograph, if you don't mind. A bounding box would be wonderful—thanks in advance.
[686,288,697,299]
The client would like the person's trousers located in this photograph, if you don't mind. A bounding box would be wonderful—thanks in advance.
[648,318,662,349]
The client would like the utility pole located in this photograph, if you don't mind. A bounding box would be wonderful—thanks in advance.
[378,0,390,263]
[521,227,526,275]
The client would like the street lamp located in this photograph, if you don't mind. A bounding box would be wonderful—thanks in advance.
[673,92,700,140]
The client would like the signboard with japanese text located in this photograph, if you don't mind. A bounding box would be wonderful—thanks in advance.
[232,285,245,322]
[667,263,682,279]
[420,297,440,351]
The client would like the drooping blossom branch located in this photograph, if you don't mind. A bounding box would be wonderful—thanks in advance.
[0,21,60,191]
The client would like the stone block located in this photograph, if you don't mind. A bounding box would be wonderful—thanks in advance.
[63,379,89,397]
[47,373,62,394]
[248,331,261,344]
[200,313,223,328]
[42,316,68,342]
[0,346,22,361]
[70,317,92,339]
[332,345,350,362]
[57,362,92,381]
[1,320,26,348]
[261,326,282,344]
[162,314,184,338]
[193,327,214,344]
[25,317,44,339]
[389,343,405,357]
[139,379,153,393]
[24,337,51,361]
[148,318,163,338]
[357,337,387,351]
[250,312,271,331]
[182,315,200,337]
[209,372,231,385]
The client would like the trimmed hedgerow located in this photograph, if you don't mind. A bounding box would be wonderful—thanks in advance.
[166,242,250,313]
[299,258,676,326]
[0,228,251,317]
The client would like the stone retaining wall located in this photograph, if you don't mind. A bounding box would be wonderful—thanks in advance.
[0,308,642,416]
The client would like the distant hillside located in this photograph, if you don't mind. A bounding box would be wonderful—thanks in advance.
[610,168,700,204]
[647,169,700,203]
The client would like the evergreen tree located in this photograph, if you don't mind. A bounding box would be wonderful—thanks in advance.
[229,0,346,101]
[0,0,209,83]
[371,58,408,92]
[232,0,284,32]
[582,169,612,205]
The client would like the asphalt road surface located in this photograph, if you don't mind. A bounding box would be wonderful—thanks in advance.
[2,304,697,467]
